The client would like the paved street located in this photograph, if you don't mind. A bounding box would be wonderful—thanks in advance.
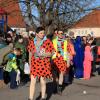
[0,75,100,100]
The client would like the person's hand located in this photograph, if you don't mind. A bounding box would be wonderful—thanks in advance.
[34,52,40,58]
[39,48,46,58]
[39,48,52,59]
[39,48,45,56]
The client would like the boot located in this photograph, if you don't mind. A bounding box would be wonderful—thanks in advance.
[57,84,63,95]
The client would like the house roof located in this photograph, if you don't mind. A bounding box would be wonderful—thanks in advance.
[0,0,26,28]
[0,7,7,15]
[72,9,100,28]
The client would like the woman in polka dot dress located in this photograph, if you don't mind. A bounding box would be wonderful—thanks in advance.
[27,27,54,100]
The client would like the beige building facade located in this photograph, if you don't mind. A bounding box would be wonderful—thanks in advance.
[68,27,100,37]
[68,9,100,37]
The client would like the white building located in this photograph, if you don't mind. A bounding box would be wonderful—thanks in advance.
[68,9,100,37]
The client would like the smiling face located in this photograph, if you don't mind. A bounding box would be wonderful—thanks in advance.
[36,30,45,39]
[57,30,63,39]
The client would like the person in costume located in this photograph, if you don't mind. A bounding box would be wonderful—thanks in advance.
[52,29,68,94]
[4,48,19,89]
[84,43,93,80]
[73,36,84,79]
[63,36,75,85]
[27,27,55,100]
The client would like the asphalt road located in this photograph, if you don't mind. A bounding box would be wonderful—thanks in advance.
[0,75,100,100]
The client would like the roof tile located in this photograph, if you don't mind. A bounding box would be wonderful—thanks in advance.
[0,0,26,28]
[72,9,100,28]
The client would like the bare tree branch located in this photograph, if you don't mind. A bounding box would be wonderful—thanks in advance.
[0,0,99,33]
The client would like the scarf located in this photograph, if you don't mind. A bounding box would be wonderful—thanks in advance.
[34,36,47,54]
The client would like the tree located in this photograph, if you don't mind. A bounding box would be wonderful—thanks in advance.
[19,0,96,33]
[0,0,99,34]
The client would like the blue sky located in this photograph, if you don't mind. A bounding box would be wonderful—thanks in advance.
[19,0,100,25]
[91,0,100,8]
[20,0,100,16]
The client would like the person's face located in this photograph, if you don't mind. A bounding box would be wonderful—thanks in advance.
[18,38,23,43]
[87,34,91,39]
[36,30,45,39]
[9,32,13,37]
[58,31,63,38]
[7,37,12,41]
[54,30,58,35]
[13,49,17,55]
[88,40,93,44]
[82,36,87,41]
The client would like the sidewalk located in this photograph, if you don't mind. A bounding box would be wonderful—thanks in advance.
[0,75,100,100]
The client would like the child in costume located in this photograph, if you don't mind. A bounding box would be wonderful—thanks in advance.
[5,48,20,89]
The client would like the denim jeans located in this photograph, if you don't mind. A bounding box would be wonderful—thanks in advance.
[9,70,17,89]
[0,68,3,80]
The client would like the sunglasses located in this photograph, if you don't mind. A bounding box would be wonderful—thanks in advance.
[58,32,63,34]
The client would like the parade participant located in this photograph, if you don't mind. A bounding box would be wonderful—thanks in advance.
[52,29,68,94]
[27,27,54,100]
[84,43,93,80]
[64,37,75,85]
[73,36,84,79]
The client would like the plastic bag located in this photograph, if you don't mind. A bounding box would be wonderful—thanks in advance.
[24,62,30,74]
